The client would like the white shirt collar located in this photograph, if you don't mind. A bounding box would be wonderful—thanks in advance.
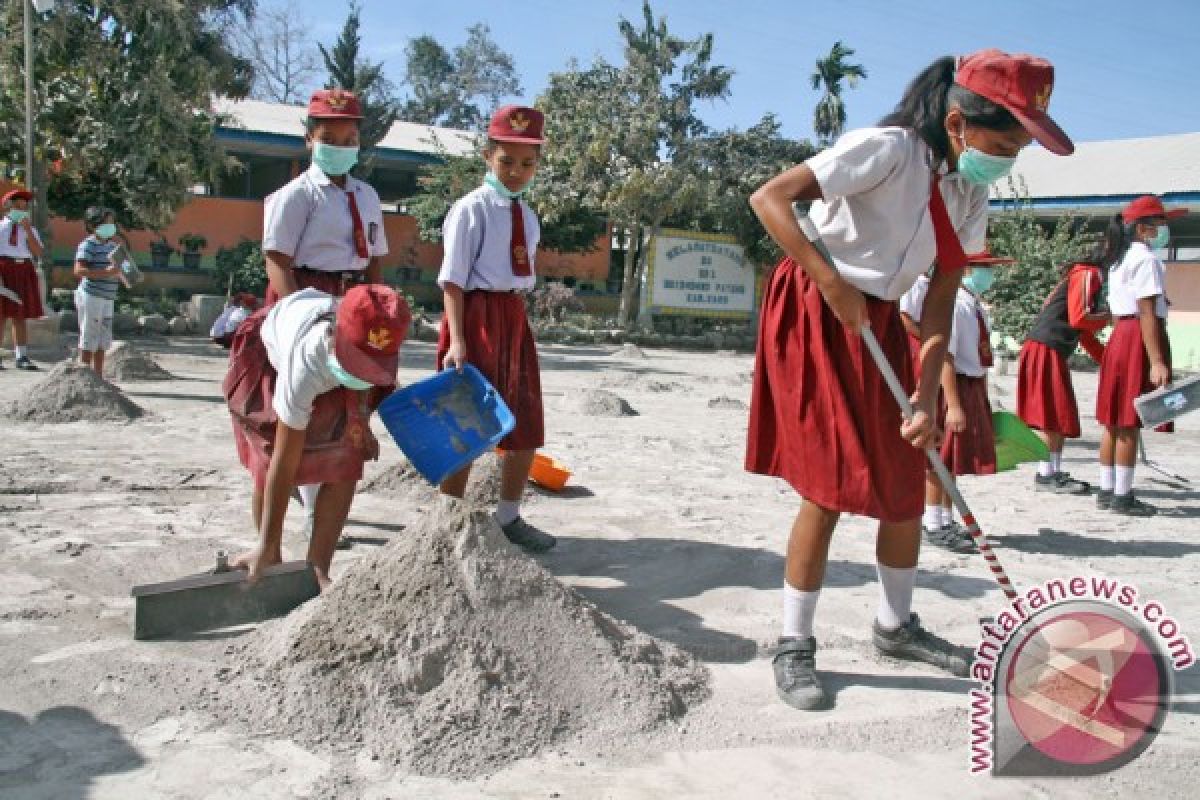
[306,162,360,193]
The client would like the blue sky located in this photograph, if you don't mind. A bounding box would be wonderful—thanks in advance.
[290,0,1200,144]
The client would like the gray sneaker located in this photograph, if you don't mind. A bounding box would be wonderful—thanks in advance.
[1110,492,1156,517]
[501,516,557,553]
[873,613,971,677]
[1096,489,1113,509]
[772,636,829,710]
[924,523,977,555]
[1035,472,1090,495]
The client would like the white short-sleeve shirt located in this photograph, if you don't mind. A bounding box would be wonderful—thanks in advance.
[0,218,41,259]
[899,273,932,322]
[806,127,989,302]
[947,288,990,378]
[263,164,388,272]
[437,184,540,292]
[259,288,342,430]
[1107,241,1168,318]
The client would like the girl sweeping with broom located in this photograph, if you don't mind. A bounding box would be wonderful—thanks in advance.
[746,49,1074,711]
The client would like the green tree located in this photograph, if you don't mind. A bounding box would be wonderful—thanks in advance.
[986,177,1098,352]
[319,1,399,176]
[402,24,521,130]
[811,41,866,146]
[0,0,254,230]
[536,1,732,328]
[232,0,320,104]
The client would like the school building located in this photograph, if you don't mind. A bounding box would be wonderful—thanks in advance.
[1005,131,1200,370]
[32,98,613,307]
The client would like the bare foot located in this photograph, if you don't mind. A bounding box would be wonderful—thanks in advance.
[230,547,282,583]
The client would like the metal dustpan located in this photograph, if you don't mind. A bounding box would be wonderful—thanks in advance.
[131,552,319,640]
[1134,373,1200,429]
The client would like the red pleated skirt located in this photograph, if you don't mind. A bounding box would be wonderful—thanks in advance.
[0,257,46,319]
[906,331,922,372]
[746,258,924,522]
[1016,340,1081,438]
[1096,317,1173,431]
[437,290,544,451]
[939,374,996,476]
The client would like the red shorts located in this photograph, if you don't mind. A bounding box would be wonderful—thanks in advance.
[1096,317,1173,431]
[746,258,924,522]
[1016,340,1080,438]
[0,257,46,319]
[436,290,544,451]
[939,374,996,477]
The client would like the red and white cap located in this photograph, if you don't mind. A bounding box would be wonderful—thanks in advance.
[1121,195,1188,224]
[966,249,1016,266]
[307,88,364,120]
[334,284,410,386]
[2,188,33,206]
[487,105,545,144]
[955,49,1073,156]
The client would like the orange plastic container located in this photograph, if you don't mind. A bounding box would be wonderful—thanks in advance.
[528,453,572,491]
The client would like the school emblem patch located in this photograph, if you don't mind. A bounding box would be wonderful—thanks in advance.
[327,89,351,111]
[366,326,393,351]
[509,112,530,133]
[1034,83,1052,112]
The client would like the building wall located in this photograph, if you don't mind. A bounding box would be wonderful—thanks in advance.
[17,190,609,284]
[1166,261,1200,371]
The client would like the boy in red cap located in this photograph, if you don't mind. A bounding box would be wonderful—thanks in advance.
[0,188,45,371]
[748,49,1072,710]
[436,105,554,553]
[1093,195,1186,516]
[262,88,389,517]
[224,284,410,589]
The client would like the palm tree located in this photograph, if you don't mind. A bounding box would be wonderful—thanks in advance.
[811,41,867,146]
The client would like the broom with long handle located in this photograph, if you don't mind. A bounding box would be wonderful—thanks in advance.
[794,211,1019,601]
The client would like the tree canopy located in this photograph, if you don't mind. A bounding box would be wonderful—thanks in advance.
[401,24,521,130]
[811,40,866,146]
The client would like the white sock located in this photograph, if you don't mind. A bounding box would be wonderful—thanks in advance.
[495,499,520,526]
[1037,460,1055,477]
[923,504,942,529]
[298,483,319,514]
[782,582,820,639]
[1115,466,1135,496]
[1050,452,1063,473]
[1100,466,1115,492]
[939,505,953,527]
[876,564,917,631]
[14,345,27,358]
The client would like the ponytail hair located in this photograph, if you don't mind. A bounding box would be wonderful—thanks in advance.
[1102,213,1137,269]
[879,55,1021,162]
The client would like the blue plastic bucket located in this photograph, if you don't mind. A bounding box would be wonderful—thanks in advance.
[377,365,516,485]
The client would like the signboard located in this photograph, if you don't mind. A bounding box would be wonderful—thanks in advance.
[643,229,756,319]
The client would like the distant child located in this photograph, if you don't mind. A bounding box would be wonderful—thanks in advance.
[1016,246,1109,494]
[920,252,1011,553]
[0,188,45,371]
[1093,195,1185,516]
[436,105,554,553]
[746,50,1073,710]
[211,293,260,348]
[73,207,127,376]
[225,285,410,589]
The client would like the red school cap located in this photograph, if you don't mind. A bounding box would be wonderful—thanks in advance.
[2,188,33,205]
[487,105,545,144]
[1121,195,1188,223]
[307,88,364,120]
[955,49,1074,156]
[334,284,410,386]
[966,249,1016,266]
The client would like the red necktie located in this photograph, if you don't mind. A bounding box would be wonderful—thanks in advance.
[510,199,531,277]
[8,222,17,247]
[976,306,993,368]
[345,190,369,259]
[929,175,968,274]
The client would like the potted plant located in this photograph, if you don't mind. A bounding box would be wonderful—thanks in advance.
[178,233,208,269]
[150,235,174,269]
